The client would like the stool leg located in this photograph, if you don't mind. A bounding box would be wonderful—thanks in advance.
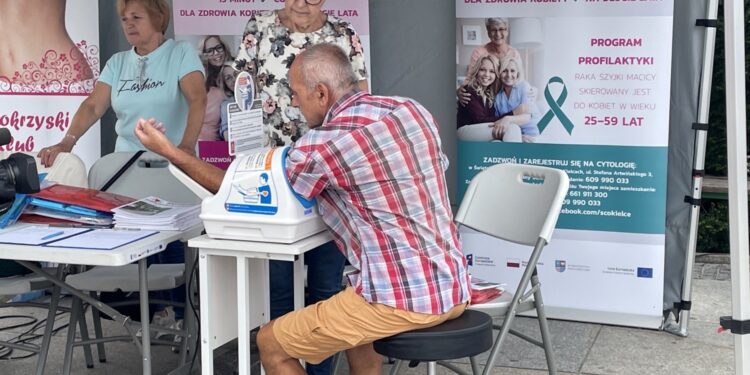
[75,298,94,368]
[427,361,437,375]
[389,359,403,375]
[90,292,107,363]
[470,356,481,375]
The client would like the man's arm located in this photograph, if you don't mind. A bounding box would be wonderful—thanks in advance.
[134,118,225,193]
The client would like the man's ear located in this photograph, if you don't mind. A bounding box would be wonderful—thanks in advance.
[315,82,332,107]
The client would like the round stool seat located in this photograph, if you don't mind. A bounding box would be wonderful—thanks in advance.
[373,310,493,362]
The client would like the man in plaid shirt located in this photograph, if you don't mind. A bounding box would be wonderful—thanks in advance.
[135,43,470,375]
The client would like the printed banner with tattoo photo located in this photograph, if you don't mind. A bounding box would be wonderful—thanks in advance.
[456,1,673,328]
[0,0,100,168]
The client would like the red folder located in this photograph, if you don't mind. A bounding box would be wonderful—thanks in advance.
[31,184,136,213]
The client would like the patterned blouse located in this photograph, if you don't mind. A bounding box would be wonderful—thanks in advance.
[234,10,368,146]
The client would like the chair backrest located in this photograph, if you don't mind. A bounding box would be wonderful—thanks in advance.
[0,151,87,188]
[88,152,202,204]
[455,163,569,246]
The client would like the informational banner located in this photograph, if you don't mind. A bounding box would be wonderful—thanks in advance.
[173,0,370,167]
[456,1,673,328]
[0,0,100,169]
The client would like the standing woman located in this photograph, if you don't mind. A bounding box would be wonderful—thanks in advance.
[39,0,206,167]
[198,35,233,141]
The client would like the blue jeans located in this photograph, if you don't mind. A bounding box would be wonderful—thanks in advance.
[270,241,345,375]
[147,240,186,319]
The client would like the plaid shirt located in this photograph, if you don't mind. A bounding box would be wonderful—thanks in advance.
[286,91,470,314]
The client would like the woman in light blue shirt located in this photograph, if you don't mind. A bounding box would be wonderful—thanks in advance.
[492,56,540,142]
[39,0,206,167]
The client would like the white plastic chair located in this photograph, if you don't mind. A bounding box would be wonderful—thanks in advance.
[456,163,569,375]
[62,151,203,372]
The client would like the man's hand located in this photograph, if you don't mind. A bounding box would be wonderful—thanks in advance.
[457,85,471,106]
[134,118,175,157]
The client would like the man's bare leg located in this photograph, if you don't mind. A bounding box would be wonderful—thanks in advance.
[346,343,382,375]
[257,321,305,375]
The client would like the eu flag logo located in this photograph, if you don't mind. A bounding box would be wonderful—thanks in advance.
[637,267,653,278]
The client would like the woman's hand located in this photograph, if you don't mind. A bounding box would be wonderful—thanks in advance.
[491,117,513,140]
[457,85,471,106]
[38,140,74,168]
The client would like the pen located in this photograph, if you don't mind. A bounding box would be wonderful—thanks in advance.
[41,231,65,241]
[49,223,103,228]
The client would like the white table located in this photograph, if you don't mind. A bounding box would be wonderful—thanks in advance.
[0,224,203,375]
[188,232,332,375]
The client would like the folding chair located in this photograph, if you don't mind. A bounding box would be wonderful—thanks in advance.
[456,163,569,375]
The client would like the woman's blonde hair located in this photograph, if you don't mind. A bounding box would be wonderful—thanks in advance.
[498,55,524,83]
[116,0,171,34]
[467,54,500,108]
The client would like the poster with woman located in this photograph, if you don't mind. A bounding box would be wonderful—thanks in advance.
[0,0,100,168]
[457,2,674,328]
[172,0,370,169]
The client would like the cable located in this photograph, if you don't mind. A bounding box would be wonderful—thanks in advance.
[187,252,200,374]
[0,307,69,360]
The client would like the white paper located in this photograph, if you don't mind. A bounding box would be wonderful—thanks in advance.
[0,226,91,246]
[48,229,159,250]
[227,101,264,156]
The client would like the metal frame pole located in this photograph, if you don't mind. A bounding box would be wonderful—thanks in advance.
[723,0,750,373]
[665,0,720,337]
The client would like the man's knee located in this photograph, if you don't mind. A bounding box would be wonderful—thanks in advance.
[257,322,288,363]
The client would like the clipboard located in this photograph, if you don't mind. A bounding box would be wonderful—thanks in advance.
[0,226,92,246]
[47,229,160,250]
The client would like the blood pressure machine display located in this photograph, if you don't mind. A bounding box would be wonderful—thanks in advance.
[169,147,326,243]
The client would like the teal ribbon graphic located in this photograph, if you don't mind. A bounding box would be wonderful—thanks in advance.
[538,76,575,135]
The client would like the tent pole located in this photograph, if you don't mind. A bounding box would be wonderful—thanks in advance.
[664,0,719,338]
[723,0,750,373]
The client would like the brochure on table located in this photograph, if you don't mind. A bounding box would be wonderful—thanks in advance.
[0,225,158,250]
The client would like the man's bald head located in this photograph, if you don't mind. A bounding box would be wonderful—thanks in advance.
[288,43,359,128]
[293,43,359,100]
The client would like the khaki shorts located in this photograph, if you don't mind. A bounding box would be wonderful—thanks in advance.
[272,287,466,364]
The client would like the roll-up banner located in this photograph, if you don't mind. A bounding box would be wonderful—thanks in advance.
[0,0,101,169]
[456,1,674,328]
[172,0,370,168]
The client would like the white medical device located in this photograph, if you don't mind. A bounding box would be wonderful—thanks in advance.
[169,147,326,243]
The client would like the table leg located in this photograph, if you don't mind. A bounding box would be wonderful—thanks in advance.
[199,252,214,375]
[35,265,64,375]
[293,254,305,310]
[238,257,270,375]
[138,258,152,375]
[237,258,251,375]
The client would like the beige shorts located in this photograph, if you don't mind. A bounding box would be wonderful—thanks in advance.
[272,287,466,364]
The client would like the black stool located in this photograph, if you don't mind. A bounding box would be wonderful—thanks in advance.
[373,310,493,375]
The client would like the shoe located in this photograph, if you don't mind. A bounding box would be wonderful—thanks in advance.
[171,319,184,353]
[136,306,176,339]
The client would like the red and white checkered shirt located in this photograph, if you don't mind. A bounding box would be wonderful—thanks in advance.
[286,91,470,314]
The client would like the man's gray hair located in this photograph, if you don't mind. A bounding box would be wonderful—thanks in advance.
[297,43,358,95]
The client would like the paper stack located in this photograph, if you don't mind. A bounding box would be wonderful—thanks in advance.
[112,196,201,231]
[469,276,505,305]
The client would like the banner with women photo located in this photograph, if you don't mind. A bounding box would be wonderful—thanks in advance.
[0,0,100,169]
[456,2,674,328]
[171,0,370,169]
